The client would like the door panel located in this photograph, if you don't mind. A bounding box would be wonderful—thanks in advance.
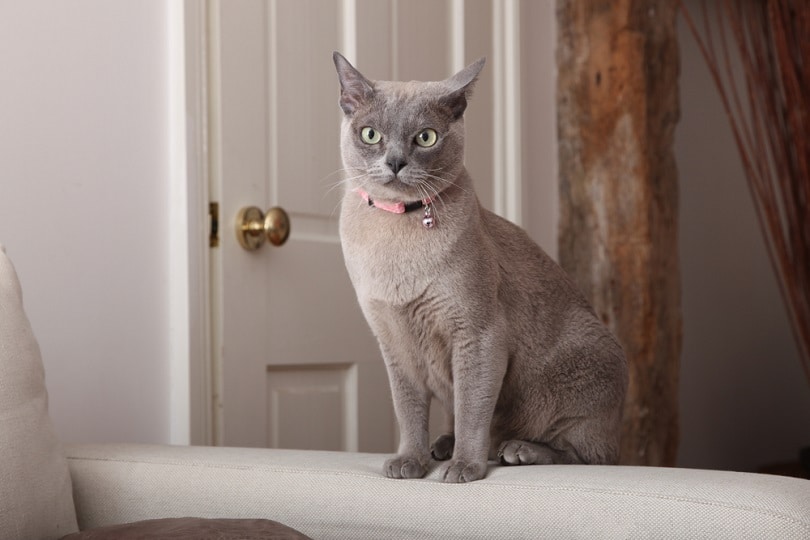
[266,364,357,451]
[270,0,343,217]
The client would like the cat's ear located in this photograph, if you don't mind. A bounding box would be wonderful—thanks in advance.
[440,57,486,119]
[333,52,374,115]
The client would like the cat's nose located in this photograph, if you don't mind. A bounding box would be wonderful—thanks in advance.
[386,158,407,175]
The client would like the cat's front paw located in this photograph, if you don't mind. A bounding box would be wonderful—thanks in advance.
[441,459,487,483]
[384,455,428,479]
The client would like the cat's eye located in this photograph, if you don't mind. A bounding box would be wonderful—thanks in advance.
[415,128,438,148]
[360,127,382,145]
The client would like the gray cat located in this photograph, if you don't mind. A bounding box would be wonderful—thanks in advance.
[333,52,627,483]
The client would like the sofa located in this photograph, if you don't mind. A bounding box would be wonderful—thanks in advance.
[1,244,809,540]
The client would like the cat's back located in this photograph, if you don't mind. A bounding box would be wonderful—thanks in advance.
[480,208,610,340]
[481,209,583,299]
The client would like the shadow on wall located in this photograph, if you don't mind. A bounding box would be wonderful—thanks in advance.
[674,0,810,473]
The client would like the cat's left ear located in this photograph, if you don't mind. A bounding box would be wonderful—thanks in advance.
[440,57,486,119]
[333,51,374,115]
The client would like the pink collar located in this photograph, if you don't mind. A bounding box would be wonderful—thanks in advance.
[354,188,432,214]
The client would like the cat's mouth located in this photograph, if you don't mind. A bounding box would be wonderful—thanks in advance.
[359,163,446,201]
[381,176,415,189]
[373,174,429,198]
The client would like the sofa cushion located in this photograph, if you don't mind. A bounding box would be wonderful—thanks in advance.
[0,245,79,538]
[58,517,312,539]
[66,443,810,539]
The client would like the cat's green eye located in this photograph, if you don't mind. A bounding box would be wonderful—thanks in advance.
[360,127,382,145]
[415,128,438,148]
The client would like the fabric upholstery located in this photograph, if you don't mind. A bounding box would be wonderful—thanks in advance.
[0,245,79,539]
[58,517,312,539]
[66,443,810,540]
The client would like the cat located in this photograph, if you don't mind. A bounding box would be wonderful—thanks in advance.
[333,52,628,483]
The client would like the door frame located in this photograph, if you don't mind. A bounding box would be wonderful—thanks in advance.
[169,0,540,446]
[169,0,213,445]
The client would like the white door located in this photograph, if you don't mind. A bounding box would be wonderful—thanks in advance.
[208,0,514,452]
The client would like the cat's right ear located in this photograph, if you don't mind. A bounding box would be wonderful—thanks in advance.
[440,57,486,119]
[333,52,374,115]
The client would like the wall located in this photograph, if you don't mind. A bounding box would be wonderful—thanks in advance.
[675,2,810,471]
[521,0,558,257]
[0,2,171,444]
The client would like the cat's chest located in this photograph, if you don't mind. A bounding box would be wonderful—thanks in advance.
[340,204,455,304]
[345,239,439,304]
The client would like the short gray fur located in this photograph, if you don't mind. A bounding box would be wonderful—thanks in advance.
[333,52,627,483]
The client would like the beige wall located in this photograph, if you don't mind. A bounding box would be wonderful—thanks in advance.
[0,2,172,444]
[675,2,810,471]
[521,0,558,258]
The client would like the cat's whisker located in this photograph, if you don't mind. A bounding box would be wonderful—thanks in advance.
[326,175,367,218]
[424,173,474,197]
[419,172,451,186]
[323,178,347,195]
[323,179,352,200]
[429,189,449,219]
[323,171,371,200]
[416,175,453,215]
[425,183,447,209]
[417,179,441,202]
[416,181,446,222]
[320,166,364,181]
[417,185,439,224]
[329,198,344,218]
[321,167,368,199]
[335,171,369,185]
[319,167,365,187]
[415,185,426,207]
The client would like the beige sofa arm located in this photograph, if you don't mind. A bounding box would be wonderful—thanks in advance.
[66,444,810,539]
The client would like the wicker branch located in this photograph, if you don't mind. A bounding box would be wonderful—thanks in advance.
[680,0,810,385]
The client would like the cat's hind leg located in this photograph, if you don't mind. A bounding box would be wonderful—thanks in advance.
[497,440,580,465]
[497,426,620,465]
[430,407,455,460]
[430,433,455,461]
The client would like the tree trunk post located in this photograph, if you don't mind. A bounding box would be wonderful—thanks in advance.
[556,0,682,466]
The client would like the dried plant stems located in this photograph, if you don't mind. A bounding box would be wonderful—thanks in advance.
[681,0,810,385]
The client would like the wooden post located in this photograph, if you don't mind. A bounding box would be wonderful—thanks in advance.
[556,0,682,466]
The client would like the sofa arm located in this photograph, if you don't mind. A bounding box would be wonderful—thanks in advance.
[66,444,810,539]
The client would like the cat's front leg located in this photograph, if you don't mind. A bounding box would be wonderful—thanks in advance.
[383,359,432,479]
[442,331,507,483]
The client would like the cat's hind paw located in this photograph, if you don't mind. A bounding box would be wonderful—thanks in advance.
[441,459,487,483]
[384,455,428,479]
[497,440,556,465]
[430,433,455,461]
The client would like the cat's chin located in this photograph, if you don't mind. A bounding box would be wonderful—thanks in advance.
[363,179,429,201]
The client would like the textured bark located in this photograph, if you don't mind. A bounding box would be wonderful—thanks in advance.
[556,0,682,466]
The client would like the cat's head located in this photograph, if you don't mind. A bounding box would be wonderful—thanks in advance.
[333,52,484,202]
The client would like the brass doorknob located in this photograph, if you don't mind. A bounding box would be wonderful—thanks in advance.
[236,206,291,251]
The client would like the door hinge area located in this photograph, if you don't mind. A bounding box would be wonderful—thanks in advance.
[209,202,219,248]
